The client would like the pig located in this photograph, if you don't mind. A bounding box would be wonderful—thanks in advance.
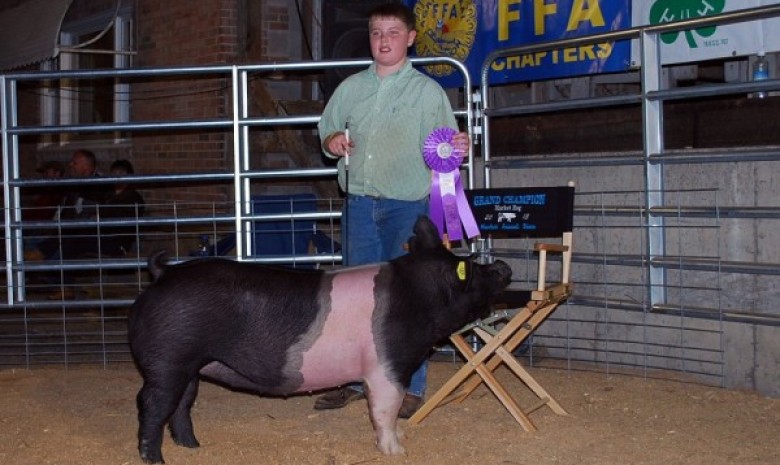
[128,216,512,463]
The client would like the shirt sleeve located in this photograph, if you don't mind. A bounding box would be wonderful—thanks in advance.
[318,86,346,160]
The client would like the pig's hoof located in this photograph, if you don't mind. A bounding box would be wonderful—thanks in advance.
[139,445,164,464]
[173,435,200,449]
[377,439,406,456]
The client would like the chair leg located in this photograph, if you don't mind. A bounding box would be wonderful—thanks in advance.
[453,304,537,400]
[408,306,536,427]
[449,332,537,431]
[407,309,531,425]
[460,299,568,416]
[456,298,561,399]
[410,297,570,429]
[407,346,482,425]
[475,328,568,416]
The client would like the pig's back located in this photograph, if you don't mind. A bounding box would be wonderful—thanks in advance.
[129,259,329,383]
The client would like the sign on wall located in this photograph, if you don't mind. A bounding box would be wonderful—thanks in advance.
[407,0,633,87]
[631,0,780,66]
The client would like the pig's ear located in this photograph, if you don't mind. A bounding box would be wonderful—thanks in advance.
[408,216,444,252]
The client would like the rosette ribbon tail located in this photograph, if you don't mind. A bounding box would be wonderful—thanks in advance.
[429,173,447,239]
[454,171,480,239]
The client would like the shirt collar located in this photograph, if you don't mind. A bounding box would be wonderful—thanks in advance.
[367,59,413,81]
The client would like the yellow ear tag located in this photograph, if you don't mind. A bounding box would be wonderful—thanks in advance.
[457,261,467,281]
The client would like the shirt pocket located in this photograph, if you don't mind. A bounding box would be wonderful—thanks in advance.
[385,105,423,140]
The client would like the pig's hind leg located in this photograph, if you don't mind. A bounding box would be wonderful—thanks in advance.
[168,378,201,448]
[136,370,201,464]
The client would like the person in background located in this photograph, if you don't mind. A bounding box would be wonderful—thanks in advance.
[55,148,107,222]
[24,161,66,244]
[25,149,108,263]
[315,2,469,418]
[38,160,66,179]
[24,150,115,299]
[99,159,145,256]
[28,160,66,219]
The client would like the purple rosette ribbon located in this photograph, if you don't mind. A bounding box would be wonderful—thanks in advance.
[423,127,479,241]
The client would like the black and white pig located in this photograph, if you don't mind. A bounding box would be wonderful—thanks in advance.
[128,216,512,463]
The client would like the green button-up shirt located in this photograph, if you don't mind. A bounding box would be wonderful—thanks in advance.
[318,60,458,201]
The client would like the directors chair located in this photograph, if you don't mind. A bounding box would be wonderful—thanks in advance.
[409,183,575,431]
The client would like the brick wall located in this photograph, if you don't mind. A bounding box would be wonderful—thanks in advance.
[131,0,316,205]
[133,0,240,206]
[260,1,292,61]
[6,0,312,205]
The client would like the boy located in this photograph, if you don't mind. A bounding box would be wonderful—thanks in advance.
[316,2,469,418]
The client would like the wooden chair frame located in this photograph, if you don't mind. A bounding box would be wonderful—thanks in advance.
[409,185,574,431]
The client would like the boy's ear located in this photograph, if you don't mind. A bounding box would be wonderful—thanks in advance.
[407,29,416,47]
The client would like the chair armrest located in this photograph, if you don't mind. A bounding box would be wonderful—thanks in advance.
[534,236,573,291]
[534,242,569,253]
[531,283,572,301]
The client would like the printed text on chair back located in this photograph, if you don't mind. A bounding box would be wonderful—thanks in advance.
[466,186,574,237]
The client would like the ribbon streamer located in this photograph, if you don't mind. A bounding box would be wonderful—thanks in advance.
[423,127,479,241]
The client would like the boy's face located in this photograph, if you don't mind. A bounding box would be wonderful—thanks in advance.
[369,16,416,70]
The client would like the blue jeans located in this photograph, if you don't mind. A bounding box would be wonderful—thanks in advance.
[343,195,429,397]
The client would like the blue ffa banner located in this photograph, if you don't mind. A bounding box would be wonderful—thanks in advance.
[406,0,633,87]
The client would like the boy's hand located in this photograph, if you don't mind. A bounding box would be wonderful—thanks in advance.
[452,131,470,153]
[324,131,354,157]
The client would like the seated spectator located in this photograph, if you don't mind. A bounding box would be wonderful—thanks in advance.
[24,161,66,250]
[55,148,109,222]
[27,156,146,260]
[98,159,146,256]
[23,151,141,300]
[25,149,110,262]
[26,160,66,221]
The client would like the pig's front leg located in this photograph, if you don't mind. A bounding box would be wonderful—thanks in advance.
[364,375,406,455]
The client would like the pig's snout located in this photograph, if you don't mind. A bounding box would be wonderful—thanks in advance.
[492,260,513,288]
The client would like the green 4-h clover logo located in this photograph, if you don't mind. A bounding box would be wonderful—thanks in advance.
[650,0,726,48]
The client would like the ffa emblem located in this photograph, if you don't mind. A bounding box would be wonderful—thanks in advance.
[413,0,477,77]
